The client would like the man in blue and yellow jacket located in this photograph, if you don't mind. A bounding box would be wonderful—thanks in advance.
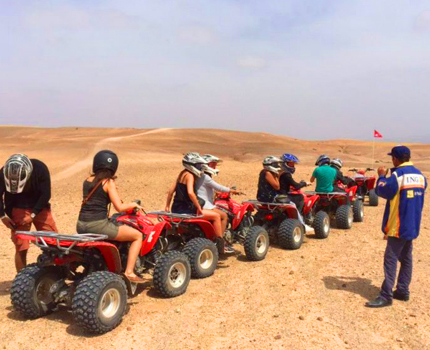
[366,146,427,308]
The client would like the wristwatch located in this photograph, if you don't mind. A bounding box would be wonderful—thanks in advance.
[30,213,36,220]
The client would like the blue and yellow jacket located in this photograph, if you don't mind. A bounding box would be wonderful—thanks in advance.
[376,162,427,240]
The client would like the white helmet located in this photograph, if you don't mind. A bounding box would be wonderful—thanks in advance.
[3,154,33,194]
[202,154,220,176]
[182,152,208,177]
[263,156,282,174]
[330,158,343,170]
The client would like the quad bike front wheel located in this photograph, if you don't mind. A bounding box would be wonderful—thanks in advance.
[11,264,65,319]
[243,226,269,261]
[336,205,353,229]
[183,238,219,279]
[353,200,364,222]
[313,211,330,239]
[369,189,379,206]
[72,271,128,334]
[278,219,304,250]
[153,250,191,298]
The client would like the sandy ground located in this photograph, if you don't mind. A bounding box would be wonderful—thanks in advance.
[0,127,429,350]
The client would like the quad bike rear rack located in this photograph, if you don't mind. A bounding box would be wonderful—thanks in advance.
[243,200,298,210]
[147,211,204,224]
[15,231,108,255]
[304,191,348,199]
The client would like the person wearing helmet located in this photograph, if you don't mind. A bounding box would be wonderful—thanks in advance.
[310,155,337,193]
[0,154,58,272]
[257,156,282,202]
[195,154,240,253]
[279,153,309,212]
[165,153,227,251]
[76,150,145,283]
[330,158,354,190]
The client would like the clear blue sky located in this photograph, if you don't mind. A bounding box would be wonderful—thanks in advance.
[1,0,429,141]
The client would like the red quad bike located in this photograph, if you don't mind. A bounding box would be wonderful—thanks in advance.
[302,185,362,231]
[10,205,191,334]
[214,192,269,261]
[147,211,221,280]
[288,190,330,239]
[246,196,305,250]
[348,168,379,206]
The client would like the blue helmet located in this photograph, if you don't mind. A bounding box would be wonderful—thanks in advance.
[281,153,299,174]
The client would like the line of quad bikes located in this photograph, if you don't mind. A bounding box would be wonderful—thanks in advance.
[10,168,379,334]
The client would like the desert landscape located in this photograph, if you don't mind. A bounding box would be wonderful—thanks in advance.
[0,126,429,350]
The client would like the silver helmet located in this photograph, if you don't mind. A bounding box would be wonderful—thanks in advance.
[263,156,282,173]
[330,158,343,170]
[182,152,208,177]
[3,154,33,194]
[202,154,220,176]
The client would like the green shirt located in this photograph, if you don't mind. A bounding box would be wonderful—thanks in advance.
[312,165,337,193]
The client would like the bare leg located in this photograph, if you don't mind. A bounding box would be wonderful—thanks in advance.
[15,250,27,273]
[201,210,222,237]
[115,226,143,277]
[213,208,228,233]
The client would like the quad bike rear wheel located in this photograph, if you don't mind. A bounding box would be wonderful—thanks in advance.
[313,211,330,239]
[153,250,191,298]
[72,271,127,334]
[336,205,353,229]
[353,200,364,222]
[243,226,269,261]
[278,219,304,250]
[183,238,218,279]
[369,189,379,206]
[11,264,64,319]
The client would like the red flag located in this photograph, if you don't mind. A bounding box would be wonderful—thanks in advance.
[374,130,383,138]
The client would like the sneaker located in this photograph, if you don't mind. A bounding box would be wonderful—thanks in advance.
[304,224,313,233]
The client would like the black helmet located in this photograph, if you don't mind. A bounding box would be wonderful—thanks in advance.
[315,155,330,166]
[92,150,119,175]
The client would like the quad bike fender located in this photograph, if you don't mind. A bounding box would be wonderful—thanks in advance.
[231,204,254,231]
[186,219,218,241]
[366,177,376,191]
[140,221,171,256]
[346,186,357,200]
[302,194,319,215]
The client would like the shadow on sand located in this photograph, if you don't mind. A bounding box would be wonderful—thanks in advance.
[322,276,380,301]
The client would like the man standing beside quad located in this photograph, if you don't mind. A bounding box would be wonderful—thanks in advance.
[366,146,427,308]
[0,154,58,272]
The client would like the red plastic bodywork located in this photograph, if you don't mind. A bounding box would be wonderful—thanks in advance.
[16,234,122,273]
[289,190,320,215]
[214,193,254,231]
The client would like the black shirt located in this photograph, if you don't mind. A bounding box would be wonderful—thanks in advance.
[78,180,111,222]
[332,167,351,186]
[0,159,52,217]
[279,172,306,194]
[256,170,279,203]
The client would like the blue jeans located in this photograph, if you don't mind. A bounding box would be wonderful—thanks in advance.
[380,237,413,301]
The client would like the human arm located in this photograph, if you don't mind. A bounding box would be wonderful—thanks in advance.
[310,168,317,183]
[185,173,203,215]
[205,176,230,193]
[106,180,139,213]
[265,171,280,190]
[31,162,52,216]
[165,181,176,212]
[0,176,15,229]
[375,167,398,200]
[286,173,307,190]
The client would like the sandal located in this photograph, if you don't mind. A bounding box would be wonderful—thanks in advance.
[124,274,146,284]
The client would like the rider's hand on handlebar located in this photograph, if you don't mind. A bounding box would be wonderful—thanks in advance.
[1,216,16,230]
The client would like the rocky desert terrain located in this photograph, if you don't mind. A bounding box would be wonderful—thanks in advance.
[0,127,429,350]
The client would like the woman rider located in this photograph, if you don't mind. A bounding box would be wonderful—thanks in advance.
[165,152,227,252]
[196,154,240,253]
[76,150,145,283]
[256,156,282,203]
